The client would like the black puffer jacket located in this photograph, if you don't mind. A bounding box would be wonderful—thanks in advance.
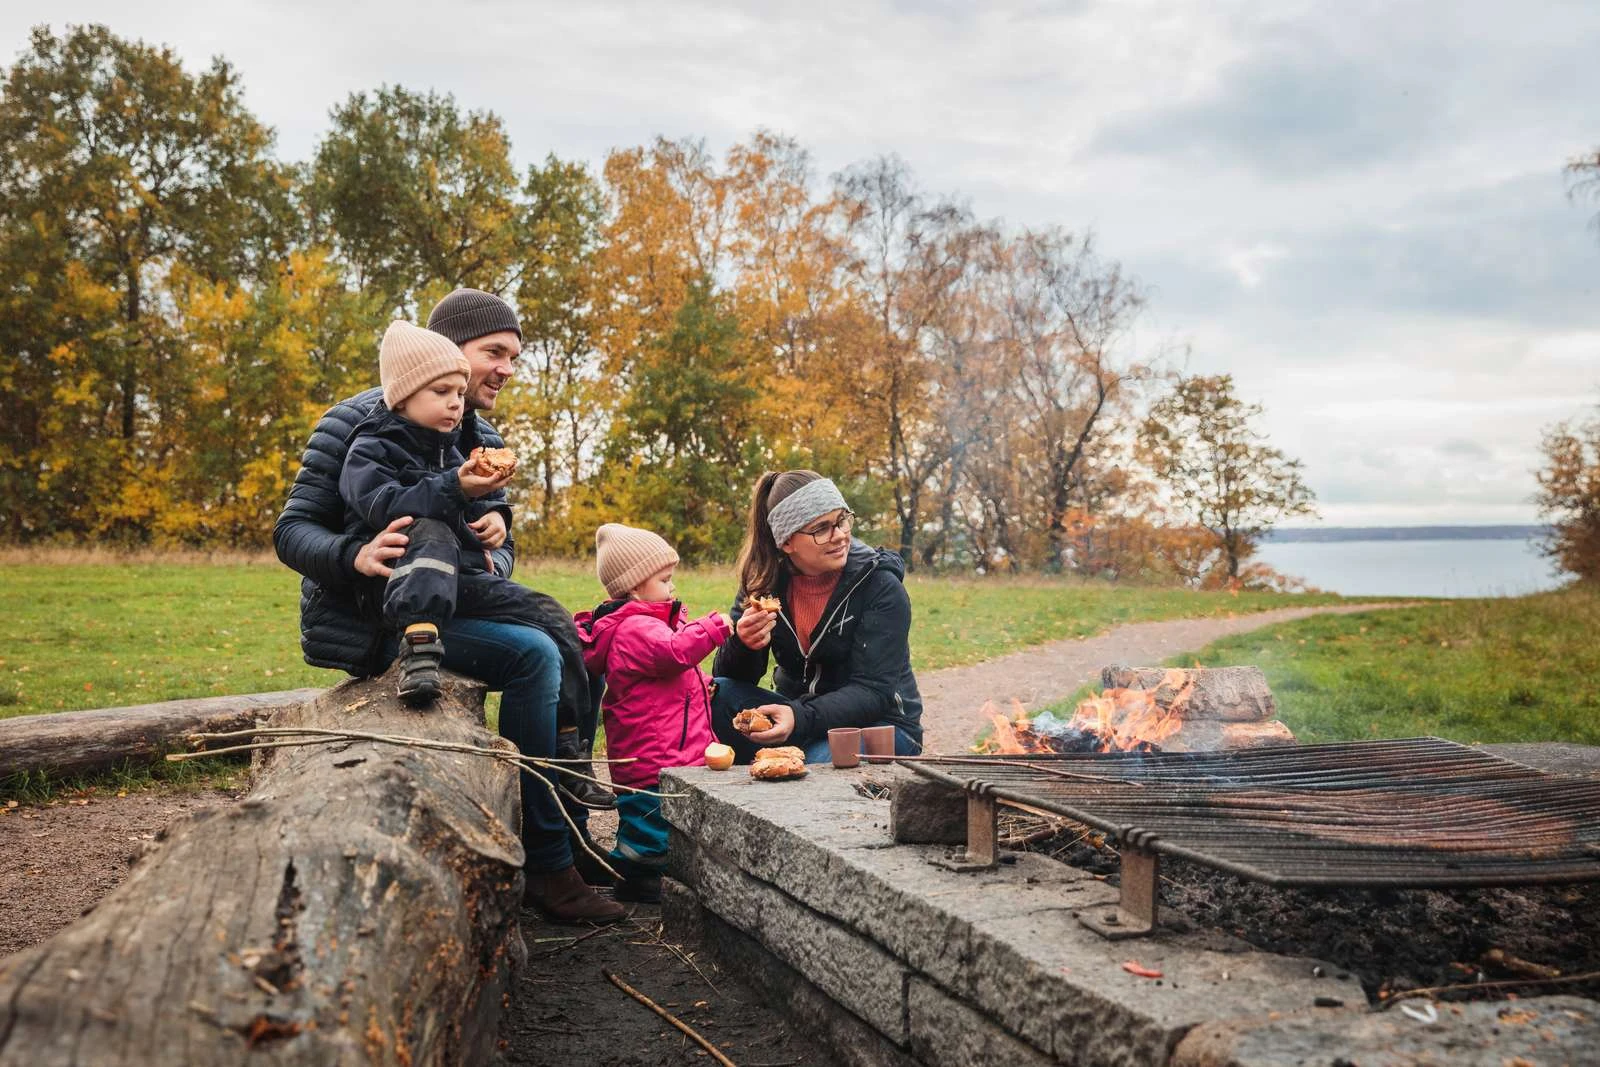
[712,540,923,750]
[273,387,514,674]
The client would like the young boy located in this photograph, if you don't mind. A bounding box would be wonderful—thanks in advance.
[574,524,732,902]
[341,322,617,817]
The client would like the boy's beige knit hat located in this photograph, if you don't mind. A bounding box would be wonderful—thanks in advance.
[596,523,679,598]
[380,320,471,410]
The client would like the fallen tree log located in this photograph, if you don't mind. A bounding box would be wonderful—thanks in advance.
[0,668,525,1066]
[0,689,324,781]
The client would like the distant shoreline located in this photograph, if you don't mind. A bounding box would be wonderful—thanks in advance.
[1264,525,1546,544]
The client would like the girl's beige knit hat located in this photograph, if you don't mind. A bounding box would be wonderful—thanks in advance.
[596,523,679,598]
[380,320,471,410]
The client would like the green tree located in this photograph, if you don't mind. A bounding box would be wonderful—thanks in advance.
[0,24,289,540]
[305,85,520,315]
[601,279,765,562]
[1138,374,1316,580]
[1534,411,1600,583]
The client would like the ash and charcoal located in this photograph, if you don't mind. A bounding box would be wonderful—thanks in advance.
[1030,827,1600,1005]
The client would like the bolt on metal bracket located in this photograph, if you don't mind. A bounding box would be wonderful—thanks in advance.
[1080,843,1159,940]
[930,782,1000,872]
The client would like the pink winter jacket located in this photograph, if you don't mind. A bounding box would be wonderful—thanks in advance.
[575,599,732,791]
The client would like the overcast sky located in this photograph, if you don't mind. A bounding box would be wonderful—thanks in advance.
[6,1,1599,525]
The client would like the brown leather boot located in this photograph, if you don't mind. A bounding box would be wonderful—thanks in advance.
[523,865,626,924]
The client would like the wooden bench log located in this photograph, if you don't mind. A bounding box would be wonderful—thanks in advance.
[0,689,325,781]
[0,668,526,1066]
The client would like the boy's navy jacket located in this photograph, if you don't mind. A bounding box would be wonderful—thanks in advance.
[712,540,924,750]
[338,404,510,569]
[273,386,514,675]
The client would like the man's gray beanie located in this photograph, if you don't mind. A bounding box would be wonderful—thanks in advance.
[426,288,522,346]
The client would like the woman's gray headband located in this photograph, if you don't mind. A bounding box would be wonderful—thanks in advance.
[768,479,849,546]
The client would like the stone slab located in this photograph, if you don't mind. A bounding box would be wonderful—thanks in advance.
[668,836,909,1040]
[1171,995,1600,1067]
[663,765,1366,1065]
[906,977,1057,1067]
[662,878,920,1067]
[890,776,968,844]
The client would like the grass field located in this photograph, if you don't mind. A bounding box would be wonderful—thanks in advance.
[1153,586,1599,745]
[1,553,1347,718]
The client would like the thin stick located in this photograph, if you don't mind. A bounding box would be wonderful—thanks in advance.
[529,925,609,958]
[1378,969,1600,1008]
[170,731,671,799]
[189,726,640,764]
[603,969,736,1067]
[530,766,623,882]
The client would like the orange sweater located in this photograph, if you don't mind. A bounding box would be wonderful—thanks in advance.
[789,570,842,654]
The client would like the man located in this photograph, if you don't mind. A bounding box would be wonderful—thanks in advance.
[273,288,624,923]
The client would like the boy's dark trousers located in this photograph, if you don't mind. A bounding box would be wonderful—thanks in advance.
[382,517,597,843]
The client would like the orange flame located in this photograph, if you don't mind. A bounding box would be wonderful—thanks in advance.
[975,670,1195,754]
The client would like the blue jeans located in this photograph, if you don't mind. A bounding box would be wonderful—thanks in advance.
[409,618,574,872]
[709,677,920,764]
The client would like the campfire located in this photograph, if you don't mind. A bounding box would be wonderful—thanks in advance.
[975,664,1296,754]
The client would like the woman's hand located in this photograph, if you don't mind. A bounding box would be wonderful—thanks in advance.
[746,704,794,744]
[735,606,776,649]
[458,459,514,500]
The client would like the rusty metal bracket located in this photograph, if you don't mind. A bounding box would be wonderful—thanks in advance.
[1080,833,1160,940]
[930,781,1000,872]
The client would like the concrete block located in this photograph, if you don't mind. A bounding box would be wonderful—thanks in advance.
[907,977,1058,1067]
[662,878,920,1067]
[890,776,968,844]
[1171,995,1600,1067]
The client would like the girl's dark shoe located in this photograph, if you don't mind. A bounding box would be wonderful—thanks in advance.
[614,873,662,904]
[523,865,626,923]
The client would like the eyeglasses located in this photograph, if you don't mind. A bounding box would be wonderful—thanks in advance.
[798,511,854,545]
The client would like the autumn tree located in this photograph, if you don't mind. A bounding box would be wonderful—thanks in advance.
[833,156,981,568]
[1139,374,1316,580]
[1534,410,1600,583]
[305,86,521,315]
[987,229,1148,571]
[0,23,289,540]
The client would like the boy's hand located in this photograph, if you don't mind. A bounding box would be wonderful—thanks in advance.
[469,510,507,549]
[459,458,514,499]
[355,516,413,578]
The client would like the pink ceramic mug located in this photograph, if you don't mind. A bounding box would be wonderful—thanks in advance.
[828,727,862,768]
[860,725,896,763]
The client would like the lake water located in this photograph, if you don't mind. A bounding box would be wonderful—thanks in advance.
[1252,538,1564,598]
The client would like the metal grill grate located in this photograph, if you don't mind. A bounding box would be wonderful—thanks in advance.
[903,737,1600,937]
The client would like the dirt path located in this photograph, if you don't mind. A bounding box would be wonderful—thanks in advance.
[917,602,1410,754]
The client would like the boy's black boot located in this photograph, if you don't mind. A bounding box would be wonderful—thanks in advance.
[614,872,662,905]
[556,727,616,809]
[397,623,444,707]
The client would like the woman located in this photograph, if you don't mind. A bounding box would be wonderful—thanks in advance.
[711,470,923,763]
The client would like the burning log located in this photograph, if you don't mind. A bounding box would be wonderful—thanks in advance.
[0,668,525,1065]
